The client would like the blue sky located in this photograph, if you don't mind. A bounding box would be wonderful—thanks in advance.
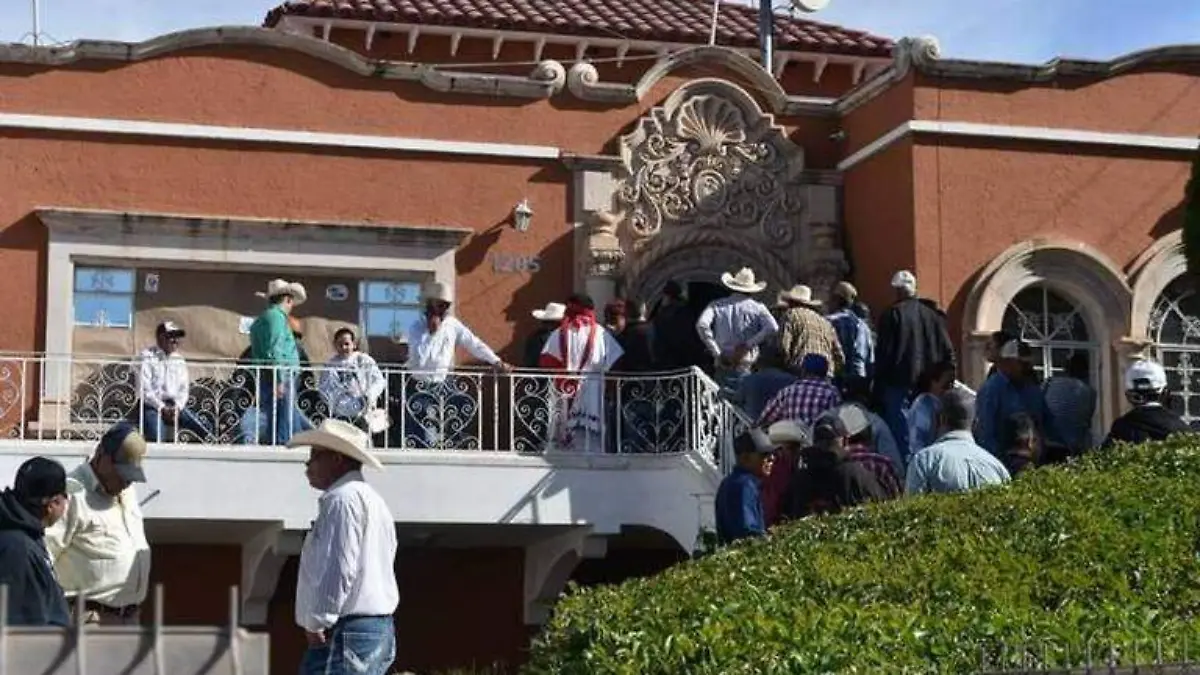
[1,0,1197,63]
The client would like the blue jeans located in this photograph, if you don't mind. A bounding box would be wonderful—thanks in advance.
[242,375,312,446]
[139,404,213,443]
[299,615,395,675]
[878,383,912,464]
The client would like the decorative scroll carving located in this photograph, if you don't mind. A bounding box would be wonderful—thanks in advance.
[605,79,849,300]
[616,80,806,251]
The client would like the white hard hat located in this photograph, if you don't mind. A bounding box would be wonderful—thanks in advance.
[1124,359,1167,393]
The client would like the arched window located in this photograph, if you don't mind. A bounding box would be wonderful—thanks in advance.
[1147,277,1200,423]
[1001,285,1097,385]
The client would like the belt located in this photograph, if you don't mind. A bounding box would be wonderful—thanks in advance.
[73,599,139,618]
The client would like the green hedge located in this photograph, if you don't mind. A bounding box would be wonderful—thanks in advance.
[526,439,1200,674]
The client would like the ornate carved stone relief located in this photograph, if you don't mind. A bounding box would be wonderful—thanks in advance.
[587,78,847,302]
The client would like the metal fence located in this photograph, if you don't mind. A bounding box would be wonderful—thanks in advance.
[0,354,743,462]
[0,584,268,675]
[976,636,1200,674]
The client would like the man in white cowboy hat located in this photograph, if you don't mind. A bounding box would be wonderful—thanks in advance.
[695,267,779,391]
[403,281,512,449]
[247,278,313,446]
[776,284,844,375]
[288,419,398,675]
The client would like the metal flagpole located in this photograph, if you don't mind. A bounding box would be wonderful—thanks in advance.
[757,0,774,69]
[31,0,41,45]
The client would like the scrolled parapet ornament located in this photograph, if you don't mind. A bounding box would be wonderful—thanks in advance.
[567,61,637,103]
[530,59,567,91]
[893,36,942,72]
[585,210,626,278]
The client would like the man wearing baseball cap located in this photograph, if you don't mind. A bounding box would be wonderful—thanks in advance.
[45,422,152,625]
[138,320,212,443]
[0,456,70,626]
[1103,359,1189,447]
[714,430,775,544]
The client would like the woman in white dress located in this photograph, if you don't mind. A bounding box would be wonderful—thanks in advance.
[538,294,624,453]
[318,328,386,432]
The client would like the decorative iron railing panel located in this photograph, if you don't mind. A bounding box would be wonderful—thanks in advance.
[0,354,741,463]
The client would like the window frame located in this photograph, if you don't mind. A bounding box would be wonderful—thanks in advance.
[72,266,137,329]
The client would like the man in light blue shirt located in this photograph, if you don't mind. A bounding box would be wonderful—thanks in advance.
[907,389,1011,495]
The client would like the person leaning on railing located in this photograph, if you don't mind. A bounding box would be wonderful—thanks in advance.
[402,282,511,450]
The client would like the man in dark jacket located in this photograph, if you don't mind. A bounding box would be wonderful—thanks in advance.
[1103,359,1190,447]
[873,270,955,463]
[0,456,70,626]
[650,281,707,370]
[615,301,655,372]
[780,415,890,520]
[525,302,564,368]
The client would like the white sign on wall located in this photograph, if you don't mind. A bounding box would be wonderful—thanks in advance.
[238,316,254,335]
[326,284,349,302]
[144,273,160,293]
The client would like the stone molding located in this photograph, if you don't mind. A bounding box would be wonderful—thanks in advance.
[6,29,1196,119]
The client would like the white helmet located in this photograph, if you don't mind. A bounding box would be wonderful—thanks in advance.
[1124,359,1167,393]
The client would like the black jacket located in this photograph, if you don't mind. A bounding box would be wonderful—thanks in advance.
[874,297,956,390]
[524,326,555,369]
[0,489,69,626]
[615,321,656,372]
[1103,404,1191,448]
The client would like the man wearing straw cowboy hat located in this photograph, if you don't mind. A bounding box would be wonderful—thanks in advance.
[246,278,314,446]
[695,267,779,392]
[776,283,844,375]
[290,419,398,675]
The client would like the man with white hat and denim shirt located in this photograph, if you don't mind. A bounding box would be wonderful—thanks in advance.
[290,419,398,675]
[873,270,955,464]
[1102,358,1189,447]
[403,282,511,448]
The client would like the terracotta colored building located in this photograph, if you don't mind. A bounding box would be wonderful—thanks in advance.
[0,0,1197,671]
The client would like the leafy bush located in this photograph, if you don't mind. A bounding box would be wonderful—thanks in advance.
[526,439,1200,674]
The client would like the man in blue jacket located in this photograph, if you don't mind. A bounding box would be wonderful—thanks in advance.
[714,430,775,544]
[0,456,70,626]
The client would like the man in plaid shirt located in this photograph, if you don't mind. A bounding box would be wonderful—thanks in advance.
[756,354,841,428]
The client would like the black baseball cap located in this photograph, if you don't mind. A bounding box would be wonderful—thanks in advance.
[14,456,67,502]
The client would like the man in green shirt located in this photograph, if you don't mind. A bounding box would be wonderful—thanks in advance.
[242,279,313,445]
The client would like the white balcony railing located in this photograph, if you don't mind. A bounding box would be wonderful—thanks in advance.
[0,353,746,465]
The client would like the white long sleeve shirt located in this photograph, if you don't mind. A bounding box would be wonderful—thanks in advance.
[404,316,501,383]
[695,295,780,366]
[44,463,152,608]
[139,346,191,411]
[295,472,399,632]
[319,352,386,418]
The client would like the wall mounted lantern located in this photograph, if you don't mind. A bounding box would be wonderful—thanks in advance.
[513,199,534,232]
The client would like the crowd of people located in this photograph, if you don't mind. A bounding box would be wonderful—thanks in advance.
[710,266,1193,544]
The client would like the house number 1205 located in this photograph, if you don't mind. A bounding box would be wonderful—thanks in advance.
[491,253,541,274]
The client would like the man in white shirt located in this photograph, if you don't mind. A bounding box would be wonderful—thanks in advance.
[138,321,212,443]
[402,282,511,449]
[695,267,780,393]
[289,419,398,675]
[45,422,152,625]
